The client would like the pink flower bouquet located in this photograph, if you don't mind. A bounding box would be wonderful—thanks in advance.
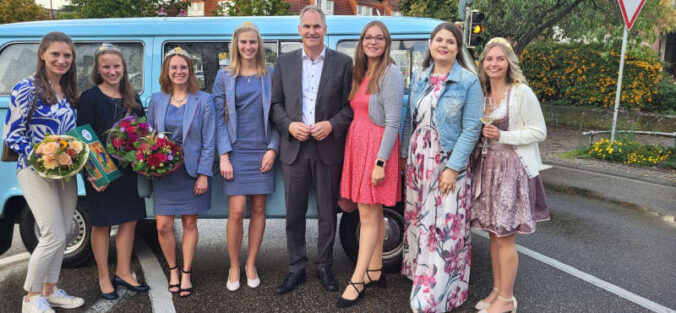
[132,132,184,178]
[105,115,152,166]
[28,135,89,180]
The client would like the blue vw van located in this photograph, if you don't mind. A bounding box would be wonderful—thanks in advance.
[0,15,476,272]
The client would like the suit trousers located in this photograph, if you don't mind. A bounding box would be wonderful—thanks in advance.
[282,140,341,274]
[17,168,77,292]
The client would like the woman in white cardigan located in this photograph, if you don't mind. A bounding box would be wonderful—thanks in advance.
[471,37,550,313]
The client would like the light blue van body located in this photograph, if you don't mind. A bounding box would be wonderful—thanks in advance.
[0,15,475,268]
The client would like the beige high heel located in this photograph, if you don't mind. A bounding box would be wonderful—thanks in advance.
[478,295,517,313]
[474,287,499,310]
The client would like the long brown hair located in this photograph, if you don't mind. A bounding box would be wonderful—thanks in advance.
[35,32,78,107]
[90,47,142,112]
[422,22,466,70]
[159,54,200,94]
[229,22,268,78]
[349,21,394,100]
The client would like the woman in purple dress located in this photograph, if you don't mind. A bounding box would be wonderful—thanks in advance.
[471,37,550,313]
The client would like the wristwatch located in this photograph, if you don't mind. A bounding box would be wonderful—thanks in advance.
[375,159,385,167]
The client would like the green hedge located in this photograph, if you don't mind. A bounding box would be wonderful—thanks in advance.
[520,42,673,112]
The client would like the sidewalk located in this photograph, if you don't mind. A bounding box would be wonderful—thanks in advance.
[539,126,676,217]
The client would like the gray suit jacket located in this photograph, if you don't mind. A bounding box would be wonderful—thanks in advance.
[270,48,353,165]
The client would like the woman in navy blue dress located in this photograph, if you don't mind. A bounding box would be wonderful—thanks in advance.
[77,43,149,300]
[147,47,216,297]
[213,22,279,291]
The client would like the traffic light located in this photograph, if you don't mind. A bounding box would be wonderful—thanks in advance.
[467,10,485,48]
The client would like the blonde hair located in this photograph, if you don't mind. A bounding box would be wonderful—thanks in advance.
[349,21,394,100]
[229,22,268,77]
[477,37,528,95]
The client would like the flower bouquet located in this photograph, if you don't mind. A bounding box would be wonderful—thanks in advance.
[106,115,152,166]
[132,132,183,178]
[28,135,89,180]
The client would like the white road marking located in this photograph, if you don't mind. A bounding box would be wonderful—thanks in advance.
[472,229,676,313]
[0,262,27,283]
[135,238,175,313]
[84,288,137,313]
[0,252,30,267]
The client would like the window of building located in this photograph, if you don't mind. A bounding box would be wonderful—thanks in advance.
[188,1,204,16]
[0,42,144,95]
[357,5,372,16]
[316,0,334,15]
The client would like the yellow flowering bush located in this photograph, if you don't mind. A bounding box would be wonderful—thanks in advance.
[587,138,674,168]
[521,43,669,112]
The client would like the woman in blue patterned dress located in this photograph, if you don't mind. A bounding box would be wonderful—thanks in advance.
[212,22,279,291]
[2,32,85,313]
[147,47,216,298]
[400,23,483,313]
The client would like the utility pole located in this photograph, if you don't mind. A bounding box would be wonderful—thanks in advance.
[459,0,472,46]
[50,0,55,19]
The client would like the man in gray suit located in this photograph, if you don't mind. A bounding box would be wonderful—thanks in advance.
[271,5,353,295]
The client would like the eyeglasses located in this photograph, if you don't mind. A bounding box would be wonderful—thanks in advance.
[363,35,386,43]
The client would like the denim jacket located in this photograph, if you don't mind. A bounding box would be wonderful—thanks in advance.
[401,60,483,171]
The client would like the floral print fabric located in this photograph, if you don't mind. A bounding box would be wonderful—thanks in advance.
[402,74,471,312]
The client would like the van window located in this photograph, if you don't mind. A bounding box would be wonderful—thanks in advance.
[164,41,282,93]
[336,39,428,89]
[0,42,144,96]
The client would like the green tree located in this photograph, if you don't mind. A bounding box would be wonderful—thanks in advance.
[398,0,459,21]
[67,0,188,18]
[472,0,675,56]
[0,0,49,24]
[217,0,290,16]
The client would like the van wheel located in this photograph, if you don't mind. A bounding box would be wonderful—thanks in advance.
[19,200,92,268]
[0,217,14,256]
[339,204,406,273]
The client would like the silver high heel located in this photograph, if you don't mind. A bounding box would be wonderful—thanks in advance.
[475,287,499,310]
[478,295,517,313]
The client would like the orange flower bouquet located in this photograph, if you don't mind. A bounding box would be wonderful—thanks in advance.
[28,135,89,180]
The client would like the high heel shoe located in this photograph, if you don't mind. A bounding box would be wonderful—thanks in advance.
[475,287,499,310]
[335,281,365,308]
[167,265,180,294]
[179,269,194,297]
[245,265,260,288]
[478,295,517,313]
[97,279,118,300]
[226,268,240,291]
[364,268,386,288]
[112,275,150,292]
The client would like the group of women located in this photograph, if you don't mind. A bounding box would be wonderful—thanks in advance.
[3,15,548,313]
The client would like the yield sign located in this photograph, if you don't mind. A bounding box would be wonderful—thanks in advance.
[617,0,646,31]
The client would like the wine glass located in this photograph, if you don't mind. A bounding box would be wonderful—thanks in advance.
[479,97,496,149]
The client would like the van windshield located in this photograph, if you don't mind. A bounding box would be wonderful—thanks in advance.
[0,42,144,96]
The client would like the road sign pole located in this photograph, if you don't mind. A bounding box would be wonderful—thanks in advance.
[610,26,628,143]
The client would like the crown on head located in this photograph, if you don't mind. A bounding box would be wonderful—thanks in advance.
[487,37,514,53]
[235,21,259,33]
[95,42,121,55]
[164,46,191,60]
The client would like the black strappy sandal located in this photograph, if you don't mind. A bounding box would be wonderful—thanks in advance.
[179,269,194,297]
[167,265,180,294]
[336,281,365,308]
[364,268,386,288]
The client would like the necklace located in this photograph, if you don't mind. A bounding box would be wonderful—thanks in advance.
[171,95,187,104]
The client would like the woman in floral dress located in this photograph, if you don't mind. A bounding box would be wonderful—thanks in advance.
[471,37,549,313]
[401,22,483,312]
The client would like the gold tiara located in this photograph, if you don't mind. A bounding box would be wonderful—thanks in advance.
[235,21,259,32]
[164,46,191,60]
[95,42,121,55]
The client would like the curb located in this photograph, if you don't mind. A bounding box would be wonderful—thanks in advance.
[540,162,676,221]
[544,157,676,188]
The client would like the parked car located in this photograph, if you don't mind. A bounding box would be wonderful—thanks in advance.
[0,15,476,272]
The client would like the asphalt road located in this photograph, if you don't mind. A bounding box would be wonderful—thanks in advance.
[0,189,674,313]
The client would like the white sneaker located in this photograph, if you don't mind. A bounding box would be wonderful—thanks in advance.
[44,287,84,309]
[22,296,55,313]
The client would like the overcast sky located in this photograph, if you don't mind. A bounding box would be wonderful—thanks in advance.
[35,0,70,10]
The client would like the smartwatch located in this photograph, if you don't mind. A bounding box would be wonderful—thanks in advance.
[375,159,385,167]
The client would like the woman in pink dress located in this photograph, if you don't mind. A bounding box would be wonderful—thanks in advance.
[471,37,549,313]
[337,20,404,308]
